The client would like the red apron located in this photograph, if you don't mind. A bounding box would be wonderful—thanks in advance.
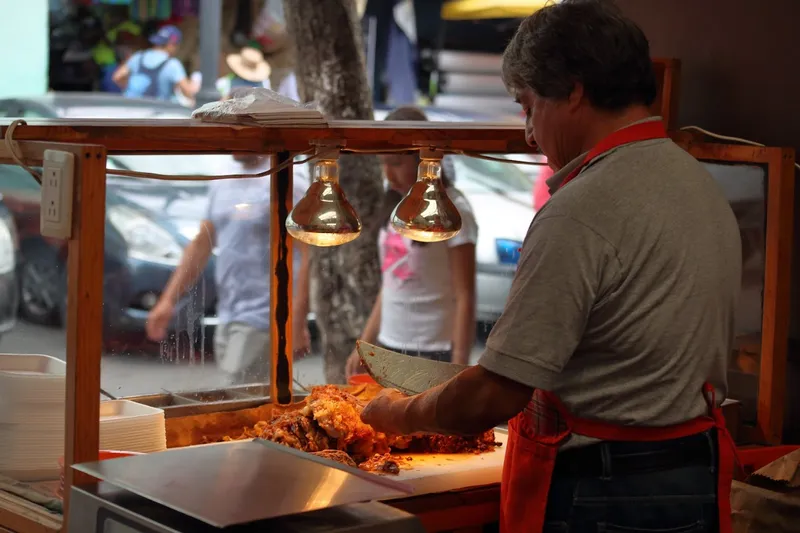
[500,383,736,532]
[500,120,736,532]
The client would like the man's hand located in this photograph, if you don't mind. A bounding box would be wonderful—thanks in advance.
[146,301,174,342]
[345,349,364,378]
[361,388,411,435]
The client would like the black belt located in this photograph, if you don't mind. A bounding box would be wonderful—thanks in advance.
[553,431,715,478]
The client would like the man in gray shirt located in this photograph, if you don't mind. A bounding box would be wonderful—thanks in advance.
[361,1,741,532]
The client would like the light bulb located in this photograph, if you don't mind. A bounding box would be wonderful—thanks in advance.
[390,151,462,242]
[286,153,362,246]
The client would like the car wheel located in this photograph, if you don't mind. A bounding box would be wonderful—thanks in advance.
[18,245,66,326]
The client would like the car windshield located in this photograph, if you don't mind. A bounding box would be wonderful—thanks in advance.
[451,155,534,194]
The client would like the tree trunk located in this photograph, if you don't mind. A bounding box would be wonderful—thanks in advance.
[283,0,384,384]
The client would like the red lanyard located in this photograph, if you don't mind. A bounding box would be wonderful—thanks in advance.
[559,120,669,189]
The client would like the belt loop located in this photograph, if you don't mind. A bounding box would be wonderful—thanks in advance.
[600,442,613,480]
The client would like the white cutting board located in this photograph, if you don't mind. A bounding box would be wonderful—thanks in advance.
[381,430,508,499]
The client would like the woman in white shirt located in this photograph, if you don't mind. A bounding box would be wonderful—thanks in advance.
[346,106,478,374]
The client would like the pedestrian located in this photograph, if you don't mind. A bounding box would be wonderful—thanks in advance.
[145,97,311,384]
[219,46,272,98]
[112,25,196,102]
[345,106,478,377]
[360,2,741,532]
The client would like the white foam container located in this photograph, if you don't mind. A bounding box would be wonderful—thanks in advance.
[99,401,166,453]
[0,354,66,404]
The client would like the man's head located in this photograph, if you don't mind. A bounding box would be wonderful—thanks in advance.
[501,0,657,169]
[149,25,182,55]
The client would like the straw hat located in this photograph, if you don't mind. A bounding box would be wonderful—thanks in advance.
[226,47,271,83]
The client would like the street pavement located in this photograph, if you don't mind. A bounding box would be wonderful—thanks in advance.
[1,321,485,398]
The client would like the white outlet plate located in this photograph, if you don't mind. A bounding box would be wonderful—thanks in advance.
[40,150,75,239]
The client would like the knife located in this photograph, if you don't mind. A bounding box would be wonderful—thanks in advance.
[356,341,468,395]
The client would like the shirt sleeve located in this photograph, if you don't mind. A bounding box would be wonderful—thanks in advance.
[166,58,188,85]
[447,194,478,248]
[479,214,619,390]
[127,52,141,71]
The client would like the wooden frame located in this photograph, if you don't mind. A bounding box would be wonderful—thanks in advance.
[0,140,105,533]
[0,121,538,533]
[0,85,790,532]
[672,140,796,445]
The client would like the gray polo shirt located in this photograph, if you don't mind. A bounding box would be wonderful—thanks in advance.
[480,123,741,447]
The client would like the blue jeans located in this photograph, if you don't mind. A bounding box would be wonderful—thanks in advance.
[542,434,719,532]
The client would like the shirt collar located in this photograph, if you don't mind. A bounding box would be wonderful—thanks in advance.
[545,116,664,195]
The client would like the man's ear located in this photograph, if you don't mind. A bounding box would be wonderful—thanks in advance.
[567,82,585,112]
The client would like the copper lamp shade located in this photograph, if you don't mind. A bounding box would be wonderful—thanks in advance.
[286,154,362,246]
[390,151,462,242]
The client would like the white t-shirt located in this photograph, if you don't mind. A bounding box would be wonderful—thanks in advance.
[377,188,478,352]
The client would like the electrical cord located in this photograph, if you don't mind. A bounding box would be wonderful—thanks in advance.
[2,119,546,182]
[681,125,800,171]
[4,120,42,183]
[5,119,795,182]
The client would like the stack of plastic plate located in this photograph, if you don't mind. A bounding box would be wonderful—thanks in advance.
[99,400,166,453]
[0,354,66,481]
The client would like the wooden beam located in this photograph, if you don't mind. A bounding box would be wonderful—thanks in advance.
[63,144,107,523]
[0,120,534,155]
[757,147,795,443]
[270,152,294,405]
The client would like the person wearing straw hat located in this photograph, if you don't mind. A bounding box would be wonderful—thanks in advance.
[219,46,272,98]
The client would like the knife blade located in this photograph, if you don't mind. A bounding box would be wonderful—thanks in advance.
[356,341,467,395]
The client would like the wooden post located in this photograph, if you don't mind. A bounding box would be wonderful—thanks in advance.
[757,147,795,444]
[270,151,294,405]
[63,145,107,523]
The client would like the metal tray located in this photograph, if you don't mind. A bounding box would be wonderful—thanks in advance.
[123,385,309,419]
[73,439,414,528]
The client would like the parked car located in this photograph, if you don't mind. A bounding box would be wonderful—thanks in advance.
[0,196,19,345]
[374,106,537,324]
[0,94,217,353]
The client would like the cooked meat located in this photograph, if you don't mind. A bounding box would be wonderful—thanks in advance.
[312,450,358,468]
[219,385,502,474]
[358,453,404,475]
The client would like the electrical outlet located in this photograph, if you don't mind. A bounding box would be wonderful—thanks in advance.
[40,150,75,239]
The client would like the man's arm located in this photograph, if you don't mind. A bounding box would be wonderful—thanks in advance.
[364,365,533,436]
[362,213,616,436]
[111,63,131,89]
[176,77,197,98]
[161,220,215,303]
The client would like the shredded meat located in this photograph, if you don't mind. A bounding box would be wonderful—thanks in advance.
[312,450,358,468]
[220,385,501,474]
[359,453,407,475]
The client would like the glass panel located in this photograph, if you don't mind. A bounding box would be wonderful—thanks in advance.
[703,161,766,425]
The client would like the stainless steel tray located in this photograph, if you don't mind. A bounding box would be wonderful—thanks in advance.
[123,385,309,418]
[73,439,414,528]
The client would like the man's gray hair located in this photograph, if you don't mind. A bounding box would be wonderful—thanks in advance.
[501,0,657,111]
